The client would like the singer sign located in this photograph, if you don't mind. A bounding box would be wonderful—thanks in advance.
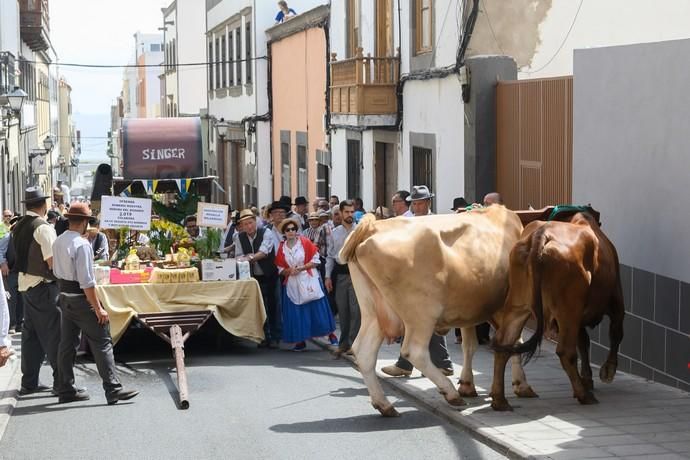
[122,117,203,179]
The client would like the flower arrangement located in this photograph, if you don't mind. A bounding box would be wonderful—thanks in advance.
[148,219,189,256]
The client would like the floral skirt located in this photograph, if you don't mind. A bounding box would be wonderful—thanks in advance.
[281,281,335,343]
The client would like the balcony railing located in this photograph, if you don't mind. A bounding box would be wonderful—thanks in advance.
[330,48,399,116]
[20,0,50,52]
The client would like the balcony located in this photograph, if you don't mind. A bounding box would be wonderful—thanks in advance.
[20,0,50,52]
[330,48,399,121]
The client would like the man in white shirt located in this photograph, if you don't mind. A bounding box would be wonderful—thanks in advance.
[391,190,414,217]
[234,209,279,347]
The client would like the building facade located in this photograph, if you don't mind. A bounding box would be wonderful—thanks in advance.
[205,0,323,209]
[133,32,164,119]
[162,0,208,118]
[267,6,329,203]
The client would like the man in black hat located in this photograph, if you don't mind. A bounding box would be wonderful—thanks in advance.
[293,196,309,230]
[451,197,469,212]
[13,187,61,395]
[278,195,297,220]
[52,202,138,404]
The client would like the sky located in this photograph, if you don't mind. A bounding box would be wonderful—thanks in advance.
[50,0,169,161]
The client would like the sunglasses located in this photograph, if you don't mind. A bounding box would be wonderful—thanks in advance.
[284,227,298,232]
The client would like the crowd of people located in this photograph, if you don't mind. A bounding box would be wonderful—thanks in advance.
[0,180,501,402]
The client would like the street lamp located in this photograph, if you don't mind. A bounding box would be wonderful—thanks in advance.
[6,88,28,113]
[43,134,54,152]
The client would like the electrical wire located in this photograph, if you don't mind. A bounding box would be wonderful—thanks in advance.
[23,56,268,69]
[521,0,584,75]
[480,0,506,55]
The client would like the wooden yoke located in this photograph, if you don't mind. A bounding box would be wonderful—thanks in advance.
[137,310,213,410]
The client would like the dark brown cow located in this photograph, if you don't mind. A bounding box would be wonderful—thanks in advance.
[490,212,625,411]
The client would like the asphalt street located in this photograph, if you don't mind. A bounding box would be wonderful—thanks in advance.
[0,327,506,460]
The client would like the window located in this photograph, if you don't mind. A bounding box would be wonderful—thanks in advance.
[150,43,161,52]
[346,0,361,57]
[221,34,227,87]
[228,31,234,85]
[415,0,433,55]
[316,163,329,200]
[281,140,291,196]
[245,21,252,84]
[19,58,35,102]
[297,145,307,198]
[235,27,242,85]
[0,53,16,96]
[208,40,214,90]
[412,146,433,192]
[347,139,361,199]
[214,37,221,89]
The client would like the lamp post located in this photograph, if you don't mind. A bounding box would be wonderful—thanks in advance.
[214,118,230,203]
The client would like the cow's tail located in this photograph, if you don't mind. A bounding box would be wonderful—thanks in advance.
[494,227,547,365]
[339,213,377,263]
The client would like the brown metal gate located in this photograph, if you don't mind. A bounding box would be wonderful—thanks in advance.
[496,76,572,210]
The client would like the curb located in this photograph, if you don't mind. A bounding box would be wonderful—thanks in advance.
[310,338,537,460]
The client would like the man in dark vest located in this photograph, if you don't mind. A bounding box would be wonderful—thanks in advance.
[233,209,279,348]
[13,187,60,394]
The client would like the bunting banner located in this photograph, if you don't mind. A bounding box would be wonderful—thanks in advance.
[177,179,188,198]
[145,179,154,195]
[152,179,159,194]
[119,184,132,197]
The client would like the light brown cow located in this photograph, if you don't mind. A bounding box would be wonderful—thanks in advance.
[340,205,535,416]
[490,212,625,411]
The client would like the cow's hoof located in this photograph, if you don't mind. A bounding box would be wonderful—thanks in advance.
[599,362,617,383]
[514,385,539,398]
[446,396,466,407]
[458,380,478,397]
[577,392,599,405]
[491,398,513,412]
[378,405,400,417]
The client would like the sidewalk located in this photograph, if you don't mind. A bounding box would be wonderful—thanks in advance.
[312,333,690,460]
[0,334,23,441]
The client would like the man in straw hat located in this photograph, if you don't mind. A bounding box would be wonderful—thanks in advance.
[13,186,61,396]
[52,202,139,404]
[234,208,280,348]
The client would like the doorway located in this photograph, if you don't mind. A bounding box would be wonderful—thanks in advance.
[374,141,397,208]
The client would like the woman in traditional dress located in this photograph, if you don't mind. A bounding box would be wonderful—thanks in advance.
[274,218,336,351]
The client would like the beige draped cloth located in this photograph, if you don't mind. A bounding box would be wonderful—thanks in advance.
[95,280,266,344]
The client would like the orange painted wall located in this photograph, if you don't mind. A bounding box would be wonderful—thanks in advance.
[270,27,327,201]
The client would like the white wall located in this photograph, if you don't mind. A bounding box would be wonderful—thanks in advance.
[402,75,464,214]
[330,128,348,202]
[468,0,690,79]
[176,0,207,115]
[573,39,690,283]
[399,0,461,74]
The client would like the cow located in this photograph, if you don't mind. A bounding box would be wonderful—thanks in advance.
[490,212,625,411]
[340,205,536,416]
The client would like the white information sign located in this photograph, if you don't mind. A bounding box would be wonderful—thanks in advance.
[197,202,228,228]
[100,196,152,231]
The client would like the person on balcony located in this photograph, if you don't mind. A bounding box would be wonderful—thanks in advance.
[275,1,297,24]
